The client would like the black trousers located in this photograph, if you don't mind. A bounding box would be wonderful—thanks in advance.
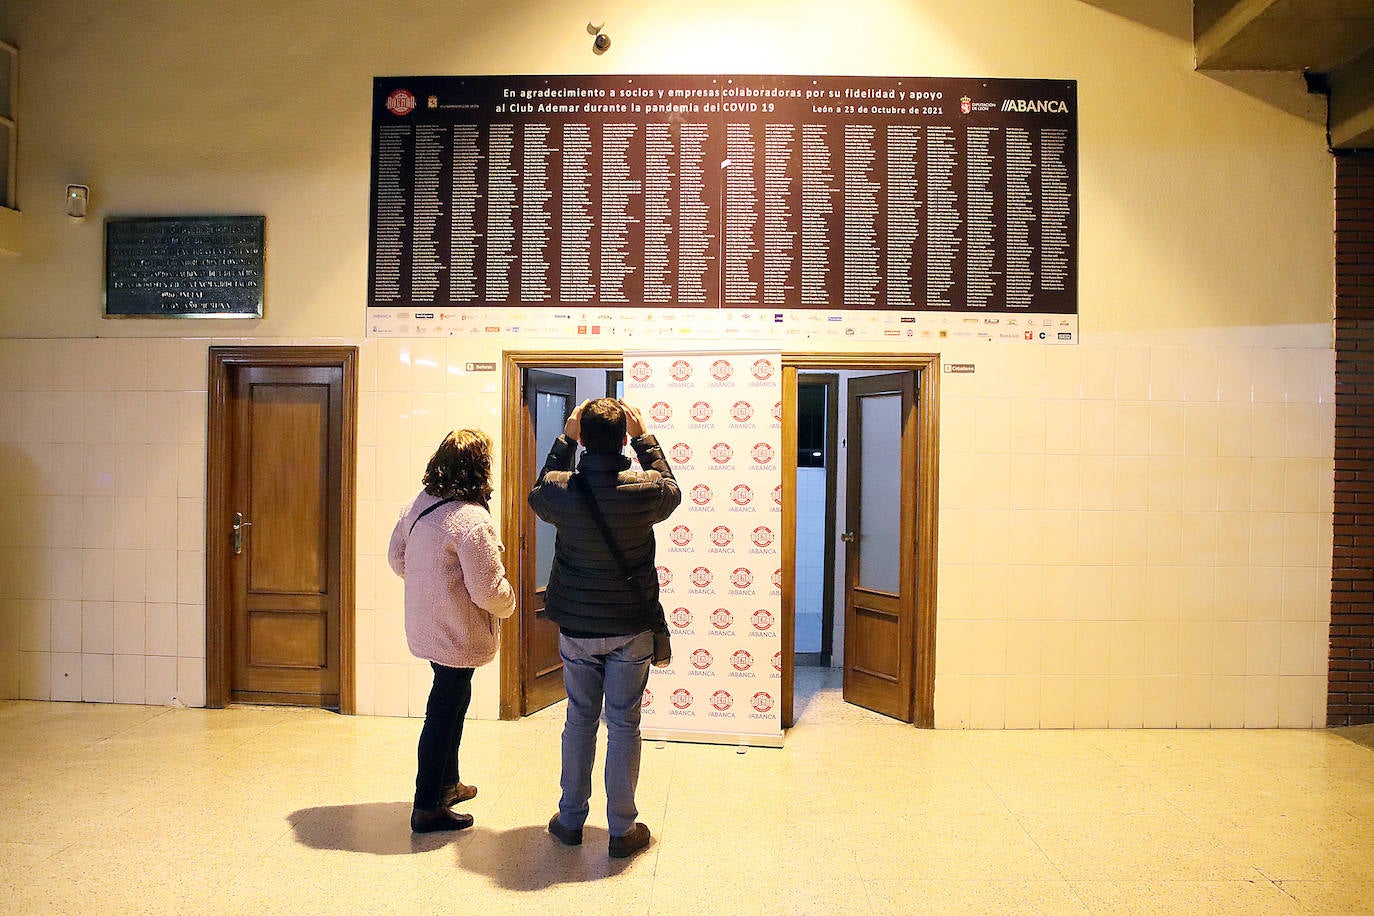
[414,662,474,809]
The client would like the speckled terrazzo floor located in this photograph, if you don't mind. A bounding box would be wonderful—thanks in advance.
[1,668,1372,914]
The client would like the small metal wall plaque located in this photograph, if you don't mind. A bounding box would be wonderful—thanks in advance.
[105,216,265,318]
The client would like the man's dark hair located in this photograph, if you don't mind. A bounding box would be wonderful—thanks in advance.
[423,428,494,504]
[579,398,626,455]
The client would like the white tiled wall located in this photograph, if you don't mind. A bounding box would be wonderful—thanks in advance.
[0,336,1336,728]
[933,343,1334,728]
[355,337,508,718]
[0,338,209,708]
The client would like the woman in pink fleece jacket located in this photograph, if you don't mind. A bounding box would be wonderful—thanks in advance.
[388,428,515,834]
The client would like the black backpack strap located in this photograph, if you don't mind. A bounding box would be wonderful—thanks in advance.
[408,497,458,536]
[571,472,659,629]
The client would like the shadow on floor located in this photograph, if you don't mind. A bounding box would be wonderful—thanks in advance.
[289,804,636,889]
[290,802,437,856]
[1334,724,1374,752]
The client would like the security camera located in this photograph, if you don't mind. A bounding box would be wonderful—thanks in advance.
[593,32,610,53]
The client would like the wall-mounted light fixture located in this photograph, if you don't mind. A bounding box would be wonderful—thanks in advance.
[587,21,610,54]
[65,184,89,219]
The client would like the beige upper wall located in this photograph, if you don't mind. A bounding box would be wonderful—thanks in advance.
[0,0,1334,341]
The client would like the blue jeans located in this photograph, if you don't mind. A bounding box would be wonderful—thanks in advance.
[557,630,653,837]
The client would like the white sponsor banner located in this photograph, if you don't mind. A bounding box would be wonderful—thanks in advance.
[366,305,1079,344]
[625,351,784,746]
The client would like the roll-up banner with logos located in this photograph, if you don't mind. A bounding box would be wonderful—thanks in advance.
[625,351,784,747]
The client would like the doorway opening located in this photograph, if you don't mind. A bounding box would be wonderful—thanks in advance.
[793,373,838,670]
[781,356,939,728]
[206,347,358,713]
[500,351,938,729]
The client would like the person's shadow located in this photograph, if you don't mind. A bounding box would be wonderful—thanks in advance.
[288,803,641,890]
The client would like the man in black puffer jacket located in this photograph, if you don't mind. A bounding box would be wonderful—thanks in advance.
[528,397,680,860]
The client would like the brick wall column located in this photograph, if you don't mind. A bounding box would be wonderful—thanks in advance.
[1331,150,1374,727]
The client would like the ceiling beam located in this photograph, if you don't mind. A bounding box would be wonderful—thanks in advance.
[1331,44,1374,149]
[1194,0,1282,69]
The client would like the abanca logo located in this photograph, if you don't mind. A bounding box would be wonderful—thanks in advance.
[731,401,754,423]
[690,648,713,670]
[751,526,774,548]
[691,483,713,506]
[730,649,753,671]
[656,566,672,587]
[670,359,692,381]
[641,688,653,709]
[669,606,693,628]
[730,567,754,589]
[752,692,775,713]
[710,690,734,711]
[630,361,652,382]
[731,483,754,506]
[710,526,733,547]
[671,688,693,710]
[690,401,712,422]
[669,442,692,463]
[710,608,733,629]
[751,358,774,381]
[711,359,734,381]
[752,442,775,464]
[690,566,712,588]
[650,401,672,423]
[751,608,775,631]
[670,525,692,547]
[1001,98,1069,113]
[711,442,733,464]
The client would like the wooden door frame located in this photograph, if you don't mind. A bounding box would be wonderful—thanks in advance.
[780,355,939,728]
[206,346,358,714]
[499,349,938,729]
[499,349,939,727]
[500,350,620,719]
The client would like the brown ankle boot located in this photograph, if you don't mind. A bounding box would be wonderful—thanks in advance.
[410,806,474,833]
[441,781,478,806]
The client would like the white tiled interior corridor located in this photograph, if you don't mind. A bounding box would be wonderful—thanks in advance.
[2,668,1371,914]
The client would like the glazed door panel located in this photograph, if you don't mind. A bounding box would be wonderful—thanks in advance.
[842,371,917,722]
[522,369,577,714]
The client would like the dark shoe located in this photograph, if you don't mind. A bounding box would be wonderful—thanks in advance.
[608,822,650,858]
[547,814,583,846]
[410,806,474,833]
[441,781,478,806]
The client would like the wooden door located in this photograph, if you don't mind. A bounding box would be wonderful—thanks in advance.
[207,348,356,711]
[521,369,577,714]
[842,371,918,721]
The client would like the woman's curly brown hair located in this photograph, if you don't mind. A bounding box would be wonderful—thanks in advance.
[422,428,494,505]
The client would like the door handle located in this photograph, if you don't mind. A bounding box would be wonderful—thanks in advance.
[840,531,857,543]
[232,512,252,555]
